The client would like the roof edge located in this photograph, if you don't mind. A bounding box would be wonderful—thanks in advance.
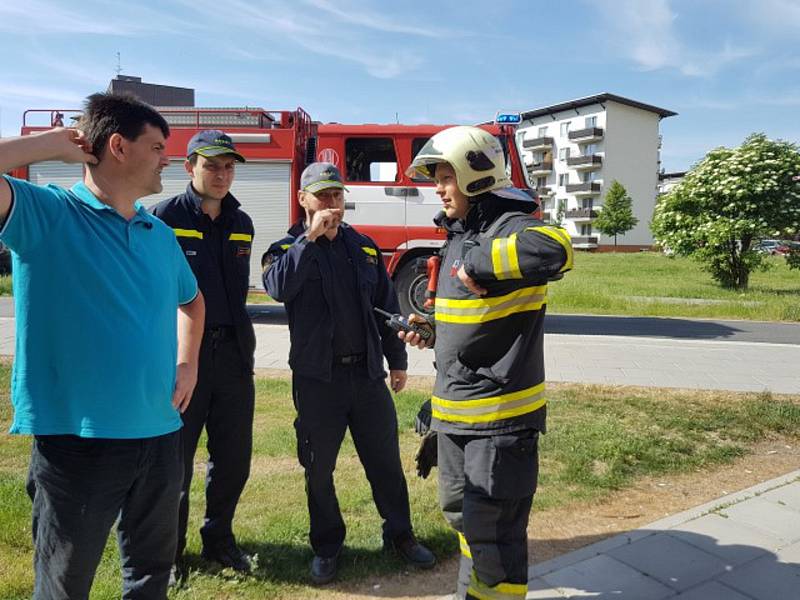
[521,93,677,120]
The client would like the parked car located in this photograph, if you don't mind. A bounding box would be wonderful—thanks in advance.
[754,239,790,255]
[0,241,10,275]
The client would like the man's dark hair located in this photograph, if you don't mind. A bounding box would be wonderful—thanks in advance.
[79,92,169,161]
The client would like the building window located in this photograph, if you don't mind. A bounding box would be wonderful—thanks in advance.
[584,143,596,156]
[585,115,597,128]
[560,121,571,137]
[581,224,593,236]
[537,126,548,137]
[582,198,594,209]
[558,173,568,187]
[558,147,570,161]
[582,170,599,183]
[345,137,398,182]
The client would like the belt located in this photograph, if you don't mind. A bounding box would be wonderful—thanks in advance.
[333,353,365,365]
[205,326,235,340]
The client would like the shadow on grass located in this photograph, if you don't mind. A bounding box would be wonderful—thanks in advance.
[182,528,457,590]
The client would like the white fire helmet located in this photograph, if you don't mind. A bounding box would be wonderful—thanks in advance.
[406,125,535,204]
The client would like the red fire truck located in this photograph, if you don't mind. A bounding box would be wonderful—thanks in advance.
[13,107,534,315]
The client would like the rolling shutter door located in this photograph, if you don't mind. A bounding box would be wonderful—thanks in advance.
[27,162,84,189]
[141,160,292,288]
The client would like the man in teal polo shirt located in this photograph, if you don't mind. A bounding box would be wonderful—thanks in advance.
[0,92,205,600]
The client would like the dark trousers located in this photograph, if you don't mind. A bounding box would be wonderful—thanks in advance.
[26,430,182,600]
[292,365,413,558]
[438,430,539,600]
[177,333,255,558]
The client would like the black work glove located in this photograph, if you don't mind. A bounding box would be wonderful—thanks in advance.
[415,399,432,435]
[415,431,438,479]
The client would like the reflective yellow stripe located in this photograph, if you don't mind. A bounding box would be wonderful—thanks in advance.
[528,225,573,272]
[229,233,252,242]
[434,285,547,324]
[361,246,378,256]
[173,228,203,239]
[432,382,546,424]
[467,571,527,599]
[279,244,291,250]
[458,532,472,559]
[491,233,523,280]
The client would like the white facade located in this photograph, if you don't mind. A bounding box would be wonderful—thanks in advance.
[517,94,675,249]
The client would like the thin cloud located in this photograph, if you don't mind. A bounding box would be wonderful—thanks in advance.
[303,0,442,37]
[591,0,756,77]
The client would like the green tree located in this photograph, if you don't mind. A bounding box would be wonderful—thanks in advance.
[554,198,566,227]
[651,133,800,290]
[594,180,639,247]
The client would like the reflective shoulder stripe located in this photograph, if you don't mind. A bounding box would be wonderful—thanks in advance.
[432,382,546,424]
[491,233,522,280]
[361,246,378,257]
[173,228,203,239]
[434,285,547,324]
[527,226,574,272]
[229,233,253,242]
[458,532,472,559]
[279,243,291,250]
[467,571,528,599]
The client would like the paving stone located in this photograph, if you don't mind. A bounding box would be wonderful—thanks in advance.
[541,555,674,600]
[720,497,800,543]
[526,577,568,599]
[667,514,779,565]
[718,552,800,600]
[607,532,728,591]
[670,581,752,600]
[776,539,800,564]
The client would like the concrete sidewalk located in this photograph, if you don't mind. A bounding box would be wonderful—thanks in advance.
[523,470,800,599]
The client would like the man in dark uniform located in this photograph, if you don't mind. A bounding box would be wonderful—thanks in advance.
[262,162,435,585]
[400,126,573,600]
[151,130,256,578]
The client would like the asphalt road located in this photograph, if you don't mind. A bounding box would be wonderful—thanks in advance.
[2,297,798,345]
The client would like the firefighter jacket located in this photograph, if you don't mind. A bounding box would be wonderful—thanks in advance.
[263,221,408,383]
[150,185,256,373]
[431,193,573,435]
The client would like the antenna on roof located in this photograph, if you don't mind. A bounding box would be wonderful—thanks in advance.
[115,52,122,76]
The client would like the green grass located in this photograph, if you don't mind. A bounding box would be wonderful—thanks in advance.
[1,363,799,598]
[547,252,800,321]
[0,276,10,297]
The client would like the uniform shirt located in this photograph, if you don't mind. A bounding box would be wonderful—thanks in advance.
[200,209,234,328]
[318,234,367,357]
[0,176,197,438]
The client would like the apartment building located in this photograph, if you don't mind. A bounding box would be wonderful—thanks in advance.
[517,93,677,250]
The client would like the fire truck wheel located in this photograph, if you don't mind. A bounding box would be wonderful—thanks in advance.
[394,261,433,318]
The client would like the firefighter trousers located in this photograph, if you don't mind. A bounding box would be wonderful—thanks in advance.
[438,430,539,600]
[177,333,255,559]
[292,364,413,558]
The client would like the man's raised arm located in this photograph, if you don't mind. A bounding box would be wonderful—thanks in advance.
[0,128,97,222]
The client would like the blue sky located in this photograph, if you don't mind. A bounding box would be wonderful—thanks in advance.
[1,0,799,172]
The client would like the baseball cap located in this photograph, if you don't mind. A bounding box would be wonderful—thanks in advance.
[300,162,348,193]
[186,130,245,162]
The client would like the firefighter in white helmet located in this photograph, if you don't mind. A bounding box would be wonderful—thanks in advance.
[400,126,573,600]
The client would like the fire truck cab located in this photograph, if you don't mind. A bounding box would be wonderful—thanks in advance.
[14,107,533,316]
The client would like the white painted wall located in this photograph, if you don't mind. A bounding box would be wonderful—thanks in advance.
[603,101,660,246]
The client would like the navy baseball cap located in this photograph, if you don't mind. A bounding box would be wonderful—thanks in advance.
[187,130,245,163]
[300,162,348,193]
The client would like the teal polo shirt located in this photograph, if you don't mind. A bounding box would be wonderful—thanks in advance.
[0,176,198,438]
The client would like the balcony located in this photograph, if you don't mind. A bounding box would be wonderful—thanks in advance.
[568,127,604,143]
[527,160,553,176]
[567,154,603,171]
[572,236,598,248]
[522,136,554,151]
[566,182,601,196]
[535,186,554,198]
[565,208,598,220]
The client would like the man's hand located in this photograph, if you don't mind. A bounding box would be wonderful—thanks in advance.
[172,361,198,413]
[46,128,98,165]
[389,369,407,393]
[306,208,343,241]
[457,265,487,296]
[398,313,435,349]
[415,431,438,479]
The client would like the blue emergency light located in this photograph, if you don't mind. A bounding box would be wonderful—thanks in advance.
[495,113,521,124]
